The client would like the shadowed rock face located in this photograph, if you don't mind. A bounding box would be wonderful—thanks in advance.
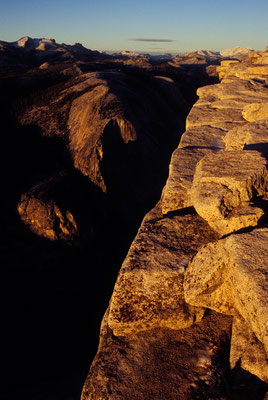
[17,71,188,237]
[66,72,187,193]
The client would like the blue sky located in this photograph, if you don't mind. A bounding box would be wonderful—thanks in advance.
[1,0,268,53]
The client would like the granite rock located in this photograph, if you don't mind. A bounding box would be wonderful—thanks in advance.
[184,228,268,353]
[108,203,219,336]
[191,150,268,235]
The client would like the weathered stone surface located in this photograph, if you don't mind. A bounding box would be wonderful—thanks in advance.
[197,79,268,102]
[184,228,268,353]
[223,120,268,151]
[230,317,268,382]
[82,308,232,400]
[217,59,268,82]
[191,150,268,235]
[179,125,226,149]
[108,203,219,336]
[161,148,211,214]
[242,102,268,122]
[186,104,245,129]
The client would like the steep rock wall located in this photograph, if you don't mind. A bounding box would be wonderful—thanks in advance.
[82,50,268,399]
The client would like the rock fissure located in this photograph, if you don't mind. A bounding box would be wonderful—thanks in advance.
[82,48,268,399]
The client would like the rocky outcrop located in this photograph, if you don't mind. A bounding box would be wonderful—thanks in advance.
[217,51,268,81]
[161,55,268,236]
[82,49,268,399]
[20,71,187,195]
[15,71,189,242]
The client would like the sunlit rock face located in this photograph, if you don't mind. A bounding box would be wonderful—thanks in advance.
[184,228,268,351]
[191,150,268,235]
[161,53,268,235]
[217,49,268,81]
[82,48,268,399]
[108,202,218,336]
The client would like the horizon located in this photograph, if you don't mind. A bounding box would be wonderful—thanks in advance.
[0,35,263,57]
[1,0,268,54]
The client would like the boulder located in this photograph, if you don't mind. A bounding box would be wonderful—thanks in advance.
[184,228,268,353]
[108,203,219,336]
[223,120,268,151]
[161,147,211,214]
[191,150,268,235]
[242,102,268,122]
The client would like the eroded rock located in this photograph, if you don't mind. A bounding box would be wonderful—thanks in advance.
[184,228,268,353]
[161,148,212,214]
[179,125,226,149]
[223,120,268,151]
[186,104,245,129]
[191,150,268,235]
[108,203,219,336]
[242,102,268,122]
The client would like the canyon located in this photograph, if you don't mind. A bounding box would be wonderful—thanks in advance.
[1,38,267,399]
[81,50,268,399]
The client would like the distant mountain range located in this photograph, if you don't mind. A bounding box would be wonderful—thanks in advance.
[0,36,256,58]
[0,36,259,76]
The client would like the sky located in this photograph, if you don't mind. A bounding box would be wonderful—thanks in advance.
[1,0,268,54]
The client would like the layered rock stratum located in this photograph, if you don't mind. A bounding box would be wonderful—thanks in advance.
[82,49,268,399]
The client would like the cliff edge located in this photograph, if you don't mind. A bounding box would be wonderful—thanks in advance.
[82,49,268,399]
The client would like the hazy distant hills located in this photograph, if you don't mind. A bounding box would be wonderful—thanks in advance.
[0,36,258,75]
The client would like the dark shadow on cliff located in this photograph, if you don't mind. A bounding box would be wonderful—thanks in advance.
[0,121,128,399]
[1,115,176,399]
[229,360,268,399]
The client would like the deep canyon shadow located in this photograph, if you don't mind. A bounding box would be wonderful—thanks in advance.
[0,64,220,400]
